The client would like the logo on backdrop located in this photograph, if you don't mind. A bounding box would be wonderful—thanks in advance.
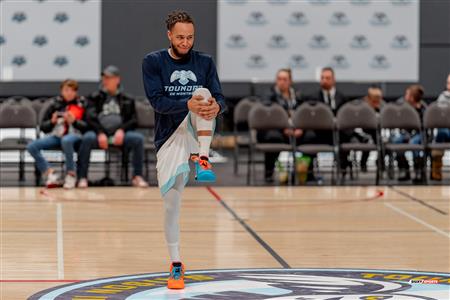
[225,0,248,4]
[370,12,391,26]
[287,11,309,25]
[247,55,267,68]
[33,35,48,47]
[391,0,413,5]
[391,35,411,49]
[268,35,288,48]
[309,35,329,48]
[308,0,331,5]
[54,56,69,67]
[289,55,308,69]
[350,35,370,49]
[12,55,27,67]
[28,269,450,300]
[267,0,289,5]
[12,11,27,23]
[54,12,69,23]
[75,36,90,47]
[330,55,350,69]
[329,11,350,25]
[370,55,391,69]
[350,0,371,5]
[226,34,247,48]
[247,11,268,25]
[0,36,5,46]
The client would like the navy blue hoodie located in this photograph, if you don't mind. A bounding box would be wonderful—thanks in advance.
[142,49,226,152]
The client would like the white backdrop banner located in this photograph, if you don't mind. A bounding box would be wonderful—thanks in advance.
[0,0,101,81]
[217,0,419,82]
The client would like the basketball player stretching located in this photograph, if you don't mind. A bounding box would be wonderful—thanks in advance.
[142,10,226,289]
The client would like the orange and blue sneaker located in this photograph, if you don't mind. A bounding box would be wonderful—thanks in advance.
[192,155,216,182]
[167,262,185,289]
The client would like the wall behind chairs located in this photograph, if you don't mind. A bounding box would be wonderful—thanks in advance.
[0,0,448,99]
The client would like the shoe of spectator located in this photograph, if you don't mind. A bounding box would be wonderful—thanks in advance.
[78,178,88,188]
[431,150,443,181]
[361,163,368,173]
[45,172,61,188]
[132,176,148,188]
[63,174,76,189]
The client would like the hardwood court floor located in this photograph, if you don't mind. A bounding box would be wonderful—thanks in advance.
[1,186,449,299]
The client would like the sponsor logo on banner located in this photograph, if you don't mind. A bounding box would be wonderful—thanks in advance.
[329,12,350,25]
[246,11,268,25]
[268,34,288,48]
[370,12,391,26]
[247,54,267,68]
[330,55,350,69]
[33,35,48,47]
[309,35,329,48]
[350,35,370,49]
[287,11,309,26]
[226,34,247,48]
[289,55,308,69]
[350,0,371,5]
[12,55,27,67]
[391,35,410,48]
[54,56,69,67]
[29,269,450,300]
[370,55,391,69]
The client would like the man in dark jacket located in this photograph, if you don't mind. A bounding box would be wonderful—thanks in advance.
[27,79,87,188]
[313,67,346,114]
[77,65,148,188]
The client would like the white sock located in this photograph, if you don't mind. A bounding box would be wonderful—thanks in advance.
[198,135,212,158]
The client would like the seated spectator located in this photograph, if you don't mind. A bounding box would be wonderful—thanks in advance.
[27,79,87,189]
[392,85,426,183]
[431,73,450,180]
[77,65,148,188]
[359,85,385,172]
[313,67,346,114]
[259,68,302,183]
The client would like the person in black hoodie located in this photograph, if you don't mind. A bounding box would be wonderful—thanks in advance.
[27,79,87,188]
[78,65,148,188]
[77,65,148,188]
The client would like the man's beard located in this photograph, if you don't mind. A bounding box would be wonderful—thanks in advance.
[170,43,193,60]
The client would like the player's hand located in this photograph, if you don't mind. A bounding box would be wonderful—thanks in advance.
[187,95,209,114]
[97,133,108,150]
[199,98,220,121]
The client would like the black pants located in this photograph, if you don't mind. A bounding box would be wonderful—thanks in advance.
[257,130,333,179]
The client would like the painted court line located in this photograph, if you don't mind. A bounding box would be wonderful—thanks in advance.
[206,186,291,269]
[384,202,450,239]
[56,203,64,280]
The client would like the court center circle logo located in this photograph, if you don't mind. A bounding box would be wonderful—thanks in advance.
[29,268,450,300]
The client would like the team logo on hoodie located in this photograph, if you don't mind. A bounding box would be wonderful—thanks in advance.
[170,70,197,85]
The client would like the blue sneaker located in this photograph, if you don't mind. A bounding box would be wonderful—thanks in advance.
[193,155,216,182]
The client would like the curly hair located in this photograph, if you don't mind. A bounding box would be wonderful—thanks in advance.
[166,10,194,31]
